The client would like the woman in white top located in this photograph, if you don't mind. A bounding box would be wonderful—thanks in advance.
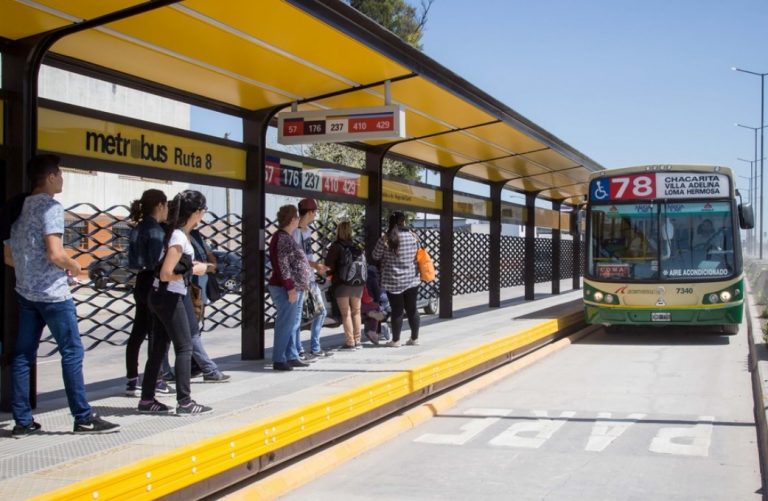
[138,190,211,415]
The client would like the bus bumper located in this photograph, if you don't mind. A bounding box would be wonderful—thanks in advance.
[584,303,744,326]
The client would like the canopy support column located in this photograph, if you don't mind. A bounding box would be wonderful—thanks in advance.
[489,181,505,308]
[572,209,582,290]
[552,200,562,295]
[524,192,539,301]
[242,106,281,360]
[364,148,385,255]
[439,167,460,318]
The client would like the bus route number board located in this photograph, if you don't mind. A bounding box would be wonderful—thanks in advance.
[590,172,729,201]
[277,104,406,145]
[265,157,359,197]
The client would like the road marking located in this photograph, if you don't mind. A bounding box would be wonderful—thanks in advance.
[586,412,647,452]
[649,415,714,457]
[414,408,512,445]
[489,410,576,449]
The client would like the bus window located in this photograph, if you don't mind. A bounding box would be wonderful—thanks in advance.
[660,202,734,280]
[588,204,659,280]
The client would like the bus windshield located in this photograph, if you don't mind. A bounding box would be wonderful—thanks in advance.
[588,201,735,281]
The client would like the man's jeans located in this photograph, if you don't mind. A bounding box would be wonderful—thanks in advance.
[294,281,326,354]
[268,286,303,363]
[12,295,91,426]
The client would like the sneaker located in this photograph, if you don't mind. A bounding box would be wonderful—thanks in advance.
[288,359,310,368]
[379,324,391,342]
[203,371,231,383]
[138,399,171,414]
[365,331,379,345]
[338,344,356,351]
[311,350,334,358]
[190,369,203,379]
[368,310,387,321]
[385,340,401,347]
[12,421,41,438]
[299,352,318,363]
[125,378,140,397]
[155,380,176,395]
[406,338,419,346]
[73,414,120,434]
[176,400,213,416]
[355,342,363,350]
[273,362,294,371]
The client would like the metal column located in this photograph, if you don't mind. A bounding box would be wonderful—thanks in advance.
[439,167,460,318]
[524,192,538,301]
[572,209,582,290]
[551,200,561,295]
[489,181,505,307]
[364,148,385,255]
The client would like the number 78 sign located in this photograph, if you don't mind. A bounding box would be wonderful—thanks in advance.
[610,174,655,199]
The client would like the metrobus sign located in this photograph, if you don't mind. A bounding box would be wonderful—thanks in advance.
[277,104,406,144]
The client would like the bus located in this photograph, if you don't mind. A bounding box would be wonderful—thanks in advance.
[583,165,754,333]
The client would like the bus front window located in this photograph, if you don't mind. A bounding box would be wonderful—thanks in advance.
[660,202,735,280]
[588,204,659,281]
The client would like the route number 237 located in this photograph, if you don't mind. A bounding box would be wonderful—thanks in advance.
[610,174,656,200]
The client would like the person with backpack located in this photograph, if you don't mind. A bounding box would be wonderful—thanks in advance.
[125,189,177,397]
[325,221,366,350]
[372,211,421,347]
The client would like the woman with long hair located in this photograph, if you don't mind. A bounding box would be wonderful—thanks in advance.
[267,204,312,371]
[137,190,212,415]
[372,211,421,347]
[125,189,169,396]
[325,221,364,349]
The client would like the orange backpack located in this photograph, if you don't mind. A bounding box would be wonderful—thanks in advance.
[416,247,435,282]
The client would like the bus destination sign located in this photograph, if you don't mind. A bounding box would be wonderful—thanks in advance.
[277,105,406,145]
[590,172,729,202]
[265,156,361,197]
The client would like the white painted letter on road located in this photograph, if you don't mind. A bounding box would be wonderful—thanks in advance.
[585,412,646,452]
[489,410,575,449]
[649,416,714,457]
[414,408,512,446]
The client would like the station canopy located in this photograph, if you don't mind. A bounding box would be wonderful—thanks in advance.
[0,0,604,202]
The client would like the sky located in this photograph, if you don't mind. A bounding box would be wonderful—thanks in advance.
[418,0,768,196]
[191,0,768,203]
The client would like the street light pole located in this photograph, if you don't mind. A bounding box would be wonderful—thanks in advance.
[733,66,767,258]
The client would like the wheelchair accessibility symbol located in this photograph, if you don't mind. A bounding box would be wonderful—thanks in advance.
[591,180,609,200]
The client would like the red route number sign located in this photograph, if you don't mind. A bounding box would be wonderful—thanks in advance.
[609,174,656,200]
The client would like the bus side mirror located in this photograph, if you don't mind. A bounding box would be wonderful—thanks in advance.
[739,203,754,230]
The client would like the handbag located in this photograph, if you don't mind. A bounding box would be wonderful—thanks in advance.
[416,247,436,282]
[301,287,322,324]
[189,283,204,321]
[205,272,223,303]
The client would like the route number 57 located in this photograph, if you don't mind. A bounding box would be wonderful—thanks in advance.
[610,174,656,200]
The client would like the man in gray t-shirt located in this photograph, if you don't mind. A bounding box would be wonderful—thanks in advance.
[3,154,119,437]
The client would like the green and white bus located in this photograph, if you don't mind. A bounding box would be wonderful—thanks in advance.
[583,165,754,333]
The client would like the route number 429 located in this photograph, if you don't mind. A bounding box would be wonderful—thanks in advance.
[610,174,656,200]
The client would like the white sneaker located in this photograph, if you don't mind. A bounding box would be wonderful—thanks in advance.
[405,338,419,346]
[385,340,400,347]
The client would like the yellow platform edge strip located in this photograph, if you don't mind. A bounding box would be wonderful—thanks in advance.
[31,310,582,501]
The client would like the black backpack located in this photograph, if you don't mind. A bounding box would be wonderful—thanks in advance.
[337,243,366,286]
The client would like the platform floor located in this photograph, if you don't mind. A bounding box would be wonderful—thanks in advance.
[0,282,581,500]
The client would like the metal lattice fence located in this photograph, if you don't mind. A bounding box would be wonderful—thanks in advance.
[38,203,579,355]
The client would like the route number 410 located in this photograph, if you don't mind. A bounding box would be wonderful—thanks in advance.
[610,174,656,200]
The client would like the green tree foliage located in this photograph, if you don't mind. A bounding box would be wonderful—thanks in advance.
[308,1,434,226]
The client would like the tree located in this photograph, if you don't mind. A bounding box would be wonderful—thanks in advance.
[308,1,434,226]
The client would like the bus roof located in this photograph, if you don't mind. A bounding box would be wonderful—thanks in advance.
[589,164,732,181]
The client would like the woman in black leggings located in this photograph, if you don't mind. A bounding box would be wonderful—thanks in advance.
[138,190,211,415]
[372,212,421,347]
[125,189,167,396]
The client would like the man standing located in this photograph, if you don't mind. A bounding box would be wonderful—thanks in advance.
[293,198,333,360]
[3,154,120,437]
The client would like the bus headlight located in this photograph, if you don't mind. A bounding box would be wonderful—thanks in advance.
[708,293,719,303]
[593,292,604,302]
[720,291,732,302]
[604,294,615,304]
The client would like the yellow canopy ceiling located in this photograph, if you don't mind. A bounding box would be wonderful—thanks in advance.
[0,0,603,201]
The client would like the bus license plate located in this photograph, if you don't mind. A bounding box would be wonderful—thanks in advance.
[651,312,671,322]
